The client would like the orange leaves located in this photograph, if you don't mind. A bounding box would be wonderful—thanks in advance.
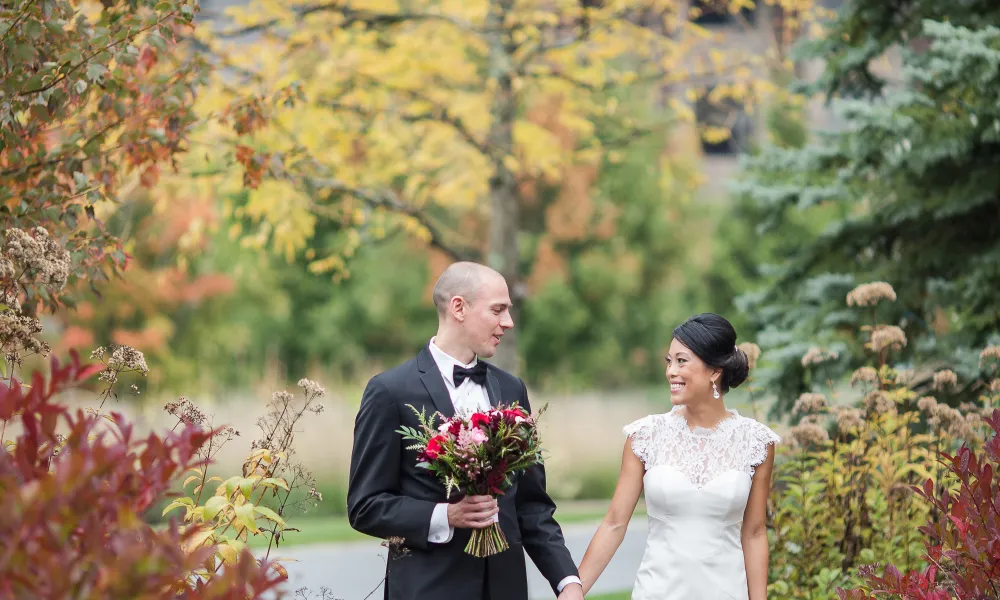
[235,145,268,189]
[545,163,598,242]
[222,98,269,137]
[140,164,161,188]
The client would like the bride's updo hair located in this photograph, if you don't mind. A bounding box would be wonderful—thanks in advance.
[672,313,750,393]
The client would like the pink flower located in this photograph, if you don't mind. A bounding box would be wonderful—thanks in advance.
[457,425,488,449]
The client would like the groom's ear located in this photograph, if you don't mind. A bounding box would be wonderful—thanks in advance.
[450,295,468,321]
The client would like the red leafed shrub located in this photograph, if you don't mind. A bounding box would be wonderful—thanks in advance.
[838,409,1000,599]
[0,351,287,598]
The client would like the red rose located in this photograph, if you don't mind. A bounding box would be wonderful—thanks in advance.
[501,407,527,423]
[424,435,445,460]
[470,413,490,429]
[447,419,463,436]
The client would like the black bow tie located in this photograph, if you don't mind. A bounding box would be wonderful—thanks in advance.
[453,362,487,387]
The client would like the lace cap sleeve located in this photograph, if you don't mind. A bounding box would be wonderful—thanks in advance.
[623,415,656,466]
[746,420,781,474]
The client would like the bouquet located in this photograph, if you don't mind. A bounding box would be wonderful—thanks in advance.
[397,403,546,557]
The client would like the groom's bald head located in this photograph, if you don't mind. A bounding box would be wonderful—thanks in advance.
[431,262,513,359]
[432,262,500,316]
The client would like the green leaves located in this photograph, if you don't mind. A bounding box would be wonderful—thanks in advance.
[25,20,43,40]
[85,63,108,83]
[253,505,285,526]
[234,502,258,533]
[203,496,228,521]
[162,496,195,517]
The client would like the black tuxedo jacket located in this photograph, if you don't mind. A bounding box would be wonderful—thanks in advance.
[347,346,578,600]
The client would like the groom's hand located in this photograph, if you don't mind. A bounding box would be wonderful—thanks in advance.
[447,495,498,529]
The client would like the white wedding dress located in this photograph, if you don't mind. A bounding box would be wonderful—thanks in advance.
[623,406,780,600]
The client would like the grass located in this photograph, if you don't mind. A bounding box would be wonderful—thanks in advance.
[246,500,646,549]
[590,592,630,600]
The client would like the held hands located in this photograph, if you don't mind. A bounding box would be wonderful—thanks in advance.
[557,583,585,600]
[447,495,498,529]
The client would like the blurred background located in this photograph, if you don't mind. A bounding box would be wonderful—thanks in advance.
[4,0,1000,597]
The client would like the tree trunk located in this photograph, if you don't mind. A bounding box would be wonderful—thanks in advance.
[485,0,521,375]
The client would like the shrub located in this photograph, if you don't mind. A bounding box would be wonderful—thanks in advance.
[0,351,287,597]
[2,222,341,597]
[766,283,999,599]
[837,410,1000,599]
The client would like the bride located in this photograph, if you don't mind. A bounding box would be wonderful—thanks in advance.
[577,313,780,600]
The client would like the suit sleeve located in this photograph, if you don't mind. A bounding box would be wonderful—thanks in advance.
[347,376,437,550]
[514,378,579,593]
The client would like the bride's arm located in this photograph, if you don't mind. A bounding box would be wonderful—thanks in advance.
[742,443,775,600]
[576,437,645,595]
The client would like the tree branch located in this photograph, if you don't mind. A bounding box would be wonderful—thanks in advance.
[526,57,759,93]
[0,114,127,178]
[513,8,631,70]
[308,177,477,262]
[216,3,479,39]
[0,0,38,44]
[601,117,680,149]
[324,99,493,157]
[17,11,176,97]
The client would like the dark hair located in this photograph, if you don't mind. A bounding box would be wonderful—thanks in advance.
[671,313,749,393]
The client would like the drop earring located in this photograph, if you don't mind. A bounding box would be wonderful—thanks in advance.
[712,382,720,399]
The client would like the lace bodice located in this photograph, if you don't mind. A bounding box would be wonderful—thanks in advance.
[623,407,780,489]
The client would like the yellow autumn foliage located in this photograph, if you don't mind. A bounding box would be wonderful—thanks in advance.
[155,0,822,272]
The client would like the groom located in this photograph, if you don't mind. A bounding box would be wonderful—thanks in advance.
[347,262,583,600]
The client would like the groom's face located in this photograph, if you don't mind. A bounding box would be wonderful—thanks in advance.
[461,274,513,359]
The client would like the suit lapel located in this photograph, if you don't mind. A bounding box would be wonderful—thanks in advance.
[417,346,455,420]
[485,365,502,409]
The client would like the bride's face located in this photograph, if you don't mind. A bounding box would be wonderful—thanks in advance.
[664,338,718,406]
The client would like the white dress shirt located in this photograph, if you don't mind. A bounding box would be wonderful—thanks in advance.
[424,338,581,593]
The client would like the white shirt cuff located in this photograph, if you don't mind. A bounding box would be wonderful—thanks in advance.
[556,576,582,593]
[428,502,454,543]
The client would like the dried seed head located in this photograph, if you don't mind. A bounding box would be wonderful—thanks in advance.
[850,367,879,387]
[0,258,14,280]
[297,378,326,399]
[979,346,1000,367]
[932,370,958,391]
[0,312,50,360]
[107,344,149,375]
[870,326,907,353]
[738,342,761,370]
[928,403,965,436]
[164,397,207,427]
[801,346,838,367]
[835,407,865,433]
[789,422,830,447]
[794,393,828,414]
[846,282,897,307]
[2,227,71,290]
[864,391,896,415]
[917,396,938,412]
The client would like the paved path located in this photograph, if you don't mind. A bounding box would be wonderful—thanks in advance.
[265,520,647,599]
